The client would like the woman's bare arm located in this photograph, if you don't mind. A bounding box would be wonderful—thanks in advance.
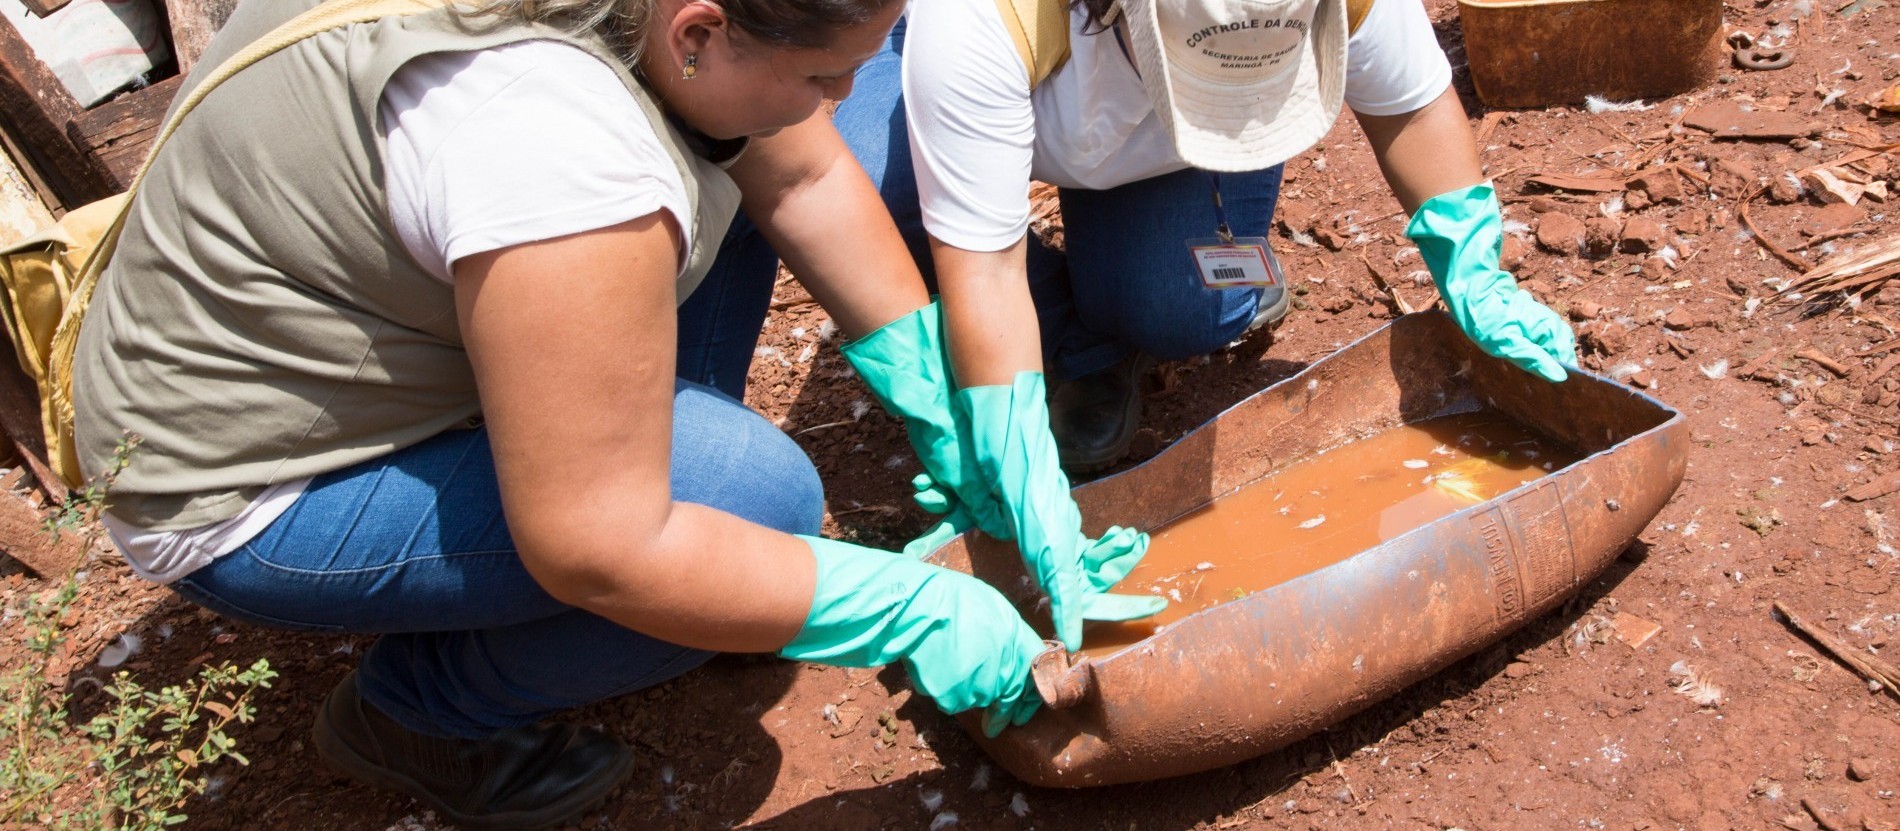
[454,214,814,652]
[730,112,928,338]
[1354,86,1487,214]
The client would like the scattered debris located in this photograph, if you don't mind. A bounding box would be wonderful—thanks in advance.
[824,702,864,738]
[1628,167,1684,204]
[96,633,143,669]
[1777,235,1900,306]
[1739,505,1783,536]
[1801,203,1867,237]
[1847,757,1880,782]
[1805,168,1869,206]
[1736,347,1782,381]
[1535,212,1586,255]
[1580,321,1630,357]
[1663,309,1703,331]
[1794,348,1851,377]
[1683,102,1819,140]
[1774,601,1900,698]
[1740,185,1817,272]
[1666,660,1724,707]
[1710,158,1759,199]
[1584,217,1622,258]
[1526,171,1632,193]
[1620,217,1667,254]
[1610,612,1661,648]
[1583,95,1653,113]
[1869,83,1900,113]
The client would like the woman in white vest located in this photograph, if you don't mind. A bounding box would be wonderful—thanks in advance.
[69,0,1165,826]
[731,0,1577,480]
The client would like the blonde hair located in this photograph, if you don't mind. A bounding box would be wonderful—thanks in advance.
[461,0,899,65]
[461,0,657,63]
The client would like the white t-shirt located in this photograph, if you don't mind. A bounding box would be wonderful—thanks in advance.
[108,40,691,583]
[903,0,1454,252]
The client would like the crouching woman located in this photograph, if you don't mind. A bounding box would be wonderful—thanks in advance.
[69,0,1043,826]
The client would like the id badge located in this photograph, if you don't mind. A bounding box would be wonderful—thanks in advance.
[1188,237,1280,290]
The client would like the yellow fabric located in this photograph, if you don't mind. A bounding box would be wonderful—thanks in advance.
[0,0,445,489]
[1345,0,1372,34]
[1001,0,1377,89]
[992,0,1072,87]
[0,194,127,483]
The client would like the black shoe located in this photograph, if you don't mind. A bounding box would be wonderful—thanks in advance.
[313,672,634,831]
[1049,353,1152,474]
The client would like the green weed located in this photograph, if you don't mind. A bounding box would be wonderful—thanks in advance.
[2,433,275,829]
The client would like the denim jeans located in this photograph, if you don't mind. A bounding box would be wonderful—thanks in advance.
[675,19,1286,387]
[171,380,823,738]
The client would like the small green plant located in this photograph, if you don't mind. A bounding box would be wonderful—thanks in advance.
[43,433,141,542]
[2,432,276,829]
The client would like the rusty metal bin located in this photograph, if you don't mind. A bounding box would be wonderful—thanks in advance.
[924,311,1687,787]
[1459,0,1724,108]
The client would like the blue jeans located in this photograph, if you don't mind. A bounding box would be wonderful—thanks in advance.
[171,380,823,738]
[675,19,1286,387]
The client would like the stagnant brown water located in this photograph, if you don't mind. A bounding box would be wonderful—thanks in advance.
[1078,410,1582,656]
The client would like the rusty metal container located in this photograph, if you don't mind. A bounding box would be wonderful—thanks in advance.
[1458,0,1724,108]
[924,311,1687,787]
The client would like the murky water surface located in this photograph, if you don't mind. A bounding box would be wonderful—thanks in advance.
[1080,411,1581,656]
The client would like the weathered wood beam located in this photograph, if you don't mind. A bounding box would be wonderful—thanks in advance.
[0,12,117,206]
[18,0,74,17]
[166,0,241,73]
[71,75,182,185]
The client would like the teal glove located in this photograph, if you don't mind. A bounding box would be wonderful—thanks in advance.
[779,535,1043,737]
[842,303,1012,539]
[957,373,1167,651]
[1406,183,1578,383]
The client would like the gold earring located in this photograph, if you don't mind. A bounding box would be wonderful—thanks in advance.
[681,54,699,80]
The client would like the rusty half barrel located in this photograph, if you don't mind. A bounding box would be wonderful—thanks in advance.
[1458,0,1724,109]
[923,312,1687,787]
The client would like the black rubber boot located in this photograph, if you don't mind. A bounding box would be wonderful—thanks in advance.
[312,671,633,831]
[1049,352,1152,474]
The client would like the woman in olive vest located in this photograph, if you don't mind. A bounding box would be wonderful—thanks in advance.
[67,0,1163,826]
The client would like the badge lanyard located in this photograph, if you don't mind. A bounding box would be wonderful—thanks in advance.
[1188,172,1282,290]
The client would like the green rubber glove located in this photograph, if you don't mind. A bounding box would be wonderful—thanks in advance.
[1406,182,1578,383]
[900,508,1158,627]
[957,373,1167,651]
[778,535,1043,737]
[842,303,1012,540]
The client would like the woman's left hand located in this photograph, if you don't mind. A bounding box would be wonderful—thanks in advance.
[1407,183,1577,382]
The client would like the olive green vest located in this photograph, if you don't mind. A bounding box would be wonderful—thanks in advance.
[73,0,741,530]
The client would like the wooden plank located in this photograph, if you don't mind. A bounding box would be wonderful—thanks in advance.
[0,338,62,505]
[1845,471,1900,502]
[70,74,181,186]
[0,12,116,206]
[0,485,83,577]
[166,0,241,73]
[17,0,73,16]
[0,117,60,220]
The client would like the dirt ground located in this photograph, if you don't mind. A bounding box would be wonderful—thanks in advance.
[6,0,1900,828]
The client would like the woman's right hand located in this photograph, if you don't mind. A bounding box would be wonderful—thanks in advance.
[955,374,1166,652]
[778,535,1044,737]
